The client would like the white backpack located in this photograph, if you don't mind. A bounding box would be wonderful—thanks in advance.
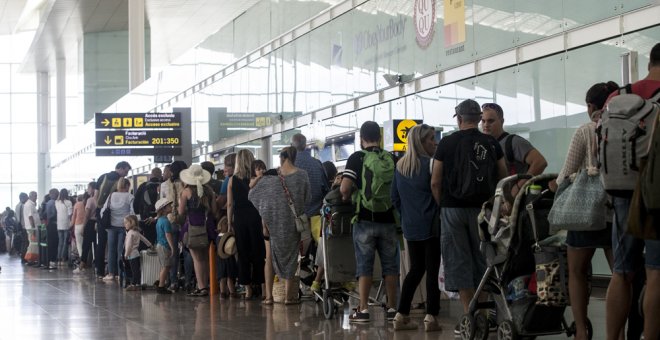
[597,85,660,197]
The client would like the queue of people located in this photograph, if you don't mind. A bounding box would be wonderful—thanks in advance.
[1,42,659,340]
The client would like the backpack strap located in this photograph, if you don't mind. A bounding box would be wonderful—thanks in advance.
[505,134,516,166]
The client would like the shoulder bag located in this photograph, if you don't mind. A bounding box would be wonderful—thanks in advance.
[183,215,209,250]
[279,172,310,234]
[548,129,607,233]
[100,193,113,229]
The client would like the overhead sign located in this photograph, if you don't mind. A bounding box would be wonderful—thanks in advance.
[95,112,182,157]
[96,148,182,157]
[94,112,181,129]
[393,119,422,151]
[95,130,181,147]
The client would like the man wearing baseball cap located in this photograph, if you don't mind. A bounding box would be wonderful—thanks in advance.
[431,99,508,333]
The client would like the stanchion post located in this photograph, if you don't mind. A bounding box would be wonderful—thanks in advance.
[209,243,218,296]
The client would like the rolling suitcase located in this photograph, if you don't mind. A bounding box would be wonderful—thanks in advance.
[140,250,160,287]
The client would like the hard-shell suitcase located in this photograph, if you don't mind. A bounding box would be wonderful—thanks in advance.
[140,250,160,287]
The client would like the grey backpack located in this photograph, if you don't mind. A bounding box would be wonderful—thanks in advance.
[597,85,660,197]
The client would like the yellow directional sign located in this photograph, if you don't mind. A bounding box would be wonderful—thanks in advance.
[104,136,112,145]
[134,118,144,127]
[114,136,124,145]
[393,119,422,151]
[112,118,121,127]
[102,119,110,127]
[123,118,132,128]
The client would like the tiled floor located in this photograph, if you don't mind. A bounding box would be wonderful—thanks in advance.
[0,253,608,340]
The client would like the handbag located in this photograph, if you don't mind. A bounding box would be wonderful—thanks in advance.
[278,172,310,234]
[548,129,607,233]
[100,193,113,229]
[183,215,209,249]
[627,173,660,239]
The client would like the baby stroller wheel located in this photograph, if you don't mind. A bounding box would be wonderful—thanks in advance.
[458,314,476,340]
[474,313,489,340]
[497,320,517,340]
[322,290,334,319]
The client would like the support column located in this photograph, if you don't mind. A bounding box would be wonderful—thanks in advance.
[56,59,66,143]
[37,72,50,197]
[128,0,145,90]
[260,136,272,169]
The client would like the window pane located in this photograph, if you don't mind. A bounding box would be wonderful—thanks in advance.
[0,154,10,179]
[0,124,10,152]
[0,65,9,93]
[11,153,38,184]
[10,124,37,153]
[0,94,9,122]
[10,94,37,123]
[10,64,36,93]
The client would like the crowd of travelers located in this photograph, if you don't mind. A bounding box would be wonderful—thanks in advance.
[1,43,659,340]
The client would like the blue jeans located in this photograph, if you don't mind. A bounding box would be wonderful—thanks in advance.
[612,197,660,273]
[57,230,69,261]
[352,220,400,277]
[106,227,126,276]
[169,231,180,286]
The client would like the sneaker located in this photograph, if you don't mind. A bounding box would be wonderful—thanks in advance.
[393,313,418,331]
[157,286,172,294]
[386,308,397,321]
[72,268,82,274]
[454,323,461,335]
[102,274,115,281]
[423,314,442,332]
[49,261,57,268]
[349,308,370,323]
[310,281,321,293]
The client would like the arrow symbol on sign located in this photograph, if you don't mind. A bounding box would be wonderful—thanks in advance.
[102,119,110,127]
[104,136,112,145]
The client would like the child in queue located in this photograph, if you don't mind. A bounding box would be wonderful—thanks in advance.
[123,215,153,291]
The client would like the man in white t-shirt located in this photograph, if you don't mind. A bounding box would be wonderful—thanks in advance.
[23,191,40,231]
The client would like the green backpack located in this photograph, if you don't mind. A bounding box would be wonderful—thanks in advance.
[354,149,395,217]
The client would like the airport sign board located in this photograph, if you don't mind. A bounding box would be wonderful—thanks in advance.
[95,112,182,157]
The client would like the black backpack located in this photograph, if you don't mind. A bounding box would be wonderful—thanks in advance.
[140,181,160,218]
[448,132,499,204]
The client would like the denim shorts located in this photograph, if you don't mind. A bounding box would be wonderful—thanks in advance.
[352,220,400,278]
[612,197,660,273]
[440,207,486,291]
[156,244,172,268]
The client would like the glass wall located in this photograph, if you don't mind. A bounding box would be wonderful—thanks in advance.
[0,64,38,208]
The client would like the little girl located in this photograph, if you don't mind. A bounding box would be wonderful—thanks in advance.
[124,215,153,291]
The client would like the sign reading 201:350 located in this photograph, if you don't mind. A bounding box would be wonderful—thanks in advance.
[94,112,182,157]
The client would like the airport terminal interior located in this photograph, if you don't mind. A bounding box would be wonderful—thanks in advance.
[1,0,660,339]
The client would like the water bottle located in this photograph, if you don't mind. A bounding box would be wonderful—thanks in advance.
[528,184,542,196]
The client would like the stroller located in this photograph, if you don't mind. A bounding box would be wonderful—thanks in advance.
[458,174,592,340]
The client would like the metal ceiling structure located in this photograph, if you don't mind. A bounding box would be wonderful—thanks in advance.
[19,0,259,75]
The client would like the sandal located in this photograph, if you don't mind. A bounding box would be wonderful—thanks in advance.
[261,298,274,305]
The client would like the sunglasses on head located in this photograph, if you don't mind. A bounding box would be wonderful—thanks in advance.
[481,103,503,114]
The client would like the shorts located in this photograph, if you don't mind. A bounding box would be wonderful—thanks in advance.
[352,220,400,278]
[566,223,613,249]
[440,207,486,291]
[612,197,660,273]
[156,244,172,268]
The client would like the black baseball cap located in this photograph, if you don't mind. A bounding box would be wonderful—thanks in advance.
[453,99,482,117]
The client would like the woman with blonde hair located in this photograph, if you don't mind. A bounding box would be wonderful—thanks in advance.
[100,178,134,281]
[390,124,441,331]
[228,149,265,299]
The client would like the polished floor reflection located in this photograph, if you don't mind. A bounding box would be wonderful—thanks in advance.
[0,254,607,340]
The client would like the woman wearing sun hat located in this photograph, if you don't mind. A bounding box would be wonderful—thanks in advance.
[178,163,218,297]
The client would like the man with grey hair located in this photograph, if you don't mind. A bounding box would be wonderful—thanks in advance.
[291,133,328,292]
[431,99,507,332]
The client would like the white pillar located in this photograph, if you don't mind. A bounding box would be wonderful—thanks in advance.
[37,72,50,197]
[128,0,145,90]
[56,59,66,142]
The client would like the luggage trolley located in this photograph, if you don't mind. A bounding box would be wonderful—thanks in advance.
[315,196,385,319]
